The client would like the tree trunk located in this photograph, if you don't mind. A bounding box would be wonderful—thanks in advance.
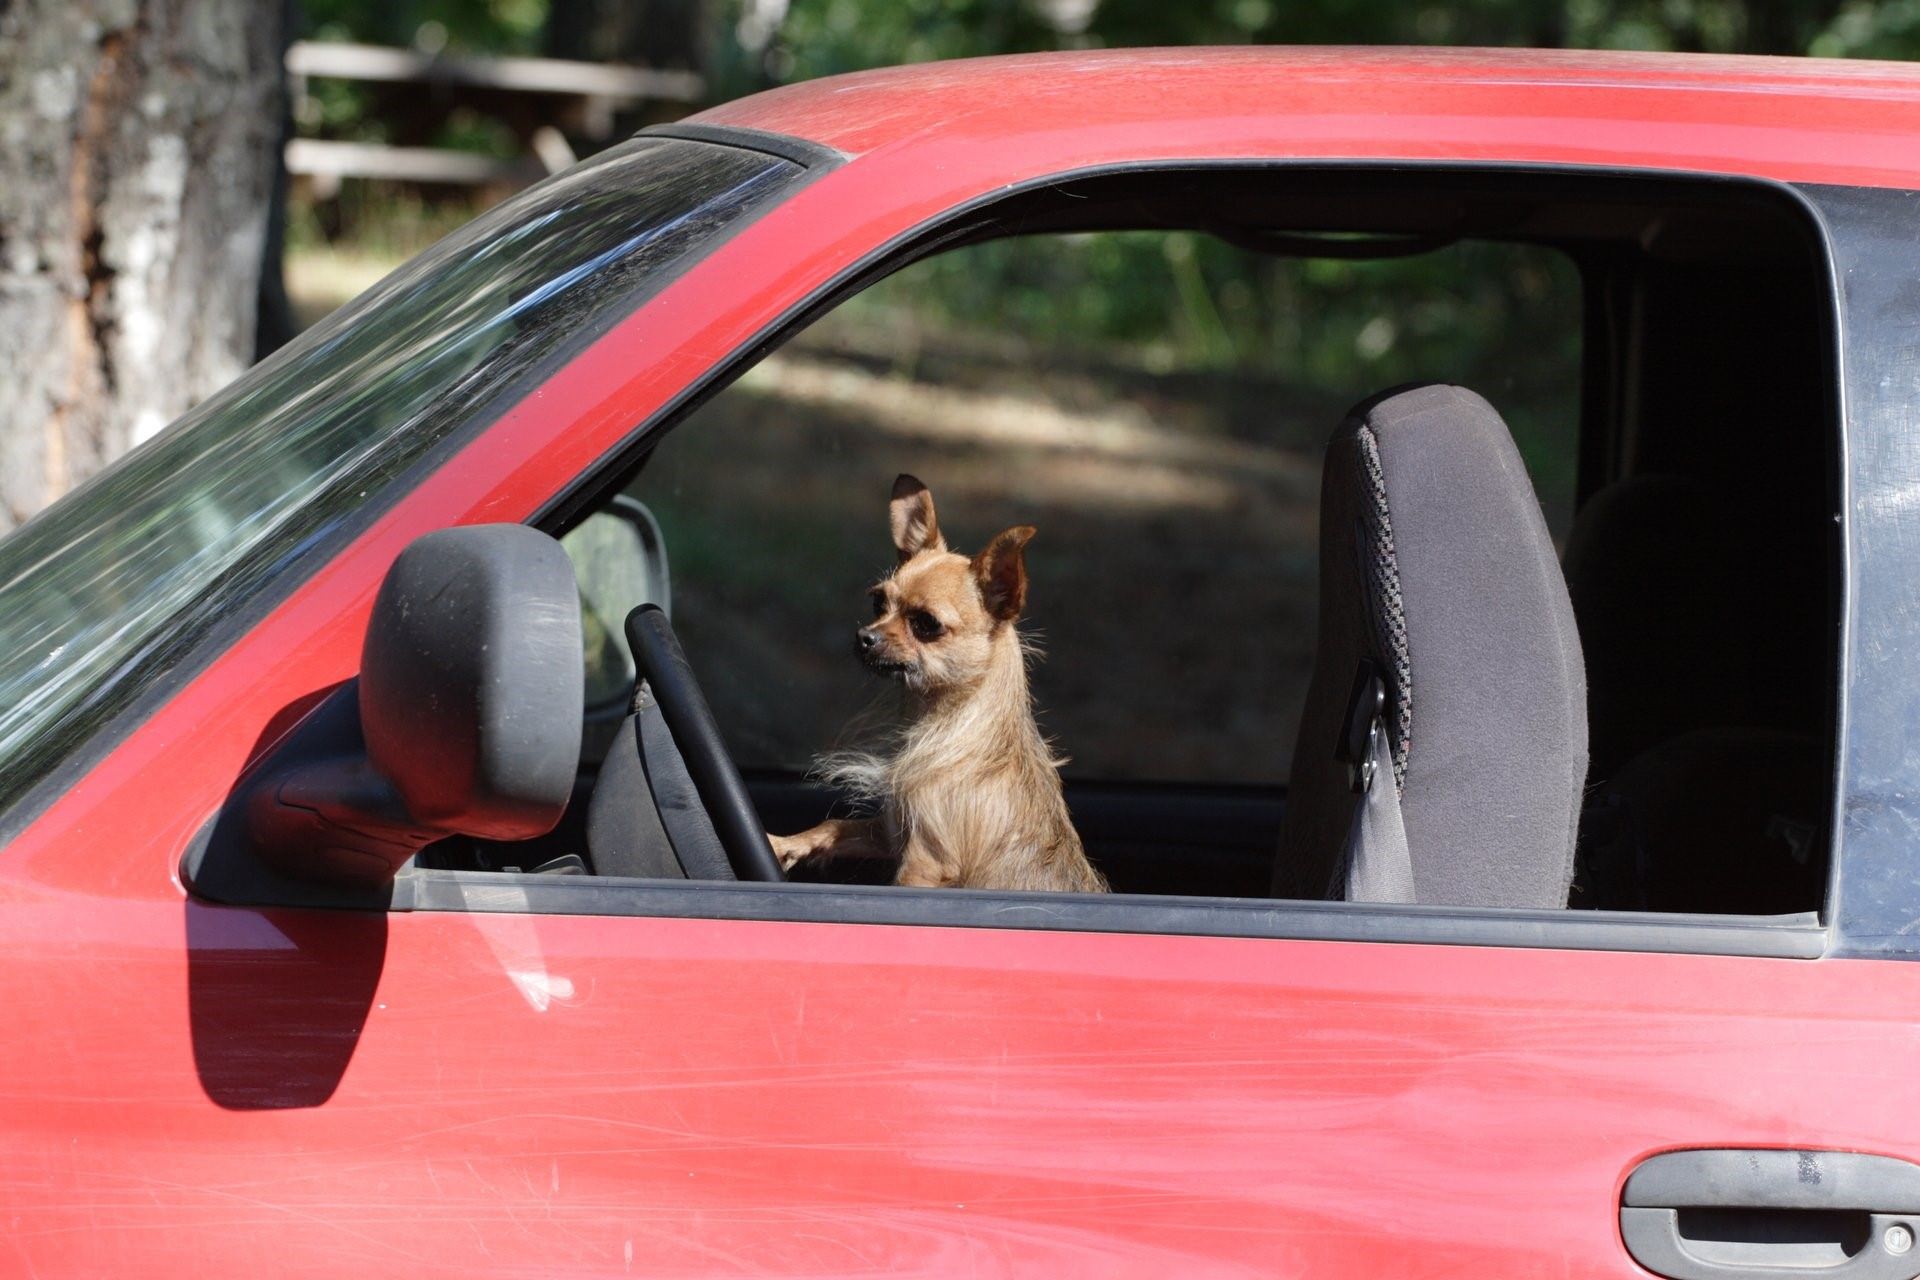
[0,0,286,532]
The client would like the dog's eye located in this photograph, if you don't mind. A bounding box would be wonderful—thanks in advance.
[869,590,887,618]
[908,611,944,642]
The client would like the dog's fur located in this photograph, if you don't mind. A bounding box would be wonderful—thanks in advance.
[769,475,1106,893]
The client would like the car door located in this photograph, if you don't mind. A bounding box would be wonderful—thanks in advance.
[7,120,1920,1280]
[157,876,1904,1276]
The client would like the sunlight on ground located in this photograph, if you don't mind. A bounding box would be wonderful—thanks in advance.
[285,247,404,330]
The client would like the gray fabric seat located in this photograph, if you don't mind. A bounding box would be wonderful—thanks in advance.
[1273,384,1588,908]
[586,681,735,881]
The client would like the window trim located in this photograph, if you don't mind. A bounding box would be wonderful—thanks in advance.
[397,869,1825,959]
[1798,183,1920,960]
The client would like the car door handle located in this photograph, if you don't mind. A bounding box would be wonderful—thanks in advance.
[1623,1150,1920,1280]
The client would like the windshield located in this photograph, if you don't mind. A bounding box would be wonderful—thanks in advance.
[0,135,802,816]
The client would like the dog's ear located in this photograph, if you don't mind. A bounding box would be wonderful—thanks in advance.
[889,474,944,560]
[973,525,1036,621]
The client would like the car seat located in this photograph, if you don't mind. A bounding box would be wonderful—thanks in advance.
[585,679,736,880]
[1273,383,1589,908]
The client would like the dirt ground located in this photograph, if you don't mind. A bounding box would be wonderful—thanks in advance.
[634,332,1334,786]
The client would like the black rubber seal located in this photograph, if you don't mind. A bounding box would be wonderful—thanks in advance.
[640,121,847,169]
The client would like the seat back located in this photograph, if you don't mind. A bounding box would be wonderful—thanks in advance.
[1274,384,1588,908]
[586,681,735,881]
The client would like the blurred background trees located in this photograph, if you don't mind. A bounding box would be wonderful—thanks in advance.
[4,0,1919,531]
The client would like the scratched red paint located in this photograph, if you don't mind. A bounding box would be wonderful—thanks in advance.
[3,48,1917,1276]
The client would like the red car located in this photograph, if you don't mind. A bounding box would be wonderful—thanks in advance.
[5,47,1920,1278]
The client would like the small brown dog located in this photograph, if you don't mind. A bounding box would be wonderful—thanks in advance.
[769,475,1107,893]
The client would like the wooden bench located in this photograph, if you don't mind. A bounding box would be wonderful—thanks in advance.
[285,40,705,194]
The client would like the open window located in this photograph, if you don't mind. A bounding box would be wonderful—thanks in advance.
[193,162,1842,950]
[549,166,1839,919]
[587,218,1585,900]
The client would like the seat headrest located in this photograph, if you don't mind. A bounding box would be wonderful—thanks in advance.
[1274,384,1588,908]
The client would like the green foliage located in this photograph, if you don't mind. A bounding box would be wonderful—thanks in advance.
[297,0,547,149]
[302,0,545,54]
[1809,0,1920,56]
[285,185,486,255]
[760,0,1055,81]
[746,0,1920,83]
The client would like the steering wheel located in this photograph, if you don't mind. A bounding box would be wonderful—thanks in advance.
[622,604,785,883]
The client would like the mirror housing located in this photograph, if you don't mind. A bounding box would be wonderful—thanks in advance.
[360,525,584,834]
[241,524,585,889]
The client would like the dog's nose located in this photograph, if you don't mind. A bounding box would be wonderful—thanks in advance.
[857,627,881,653]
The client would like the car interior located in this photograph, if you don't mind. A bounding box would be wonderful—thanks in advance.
[194,165,1841,925]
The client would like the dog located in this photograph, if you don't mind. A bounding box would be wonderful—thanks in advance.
[769,475,1107,893]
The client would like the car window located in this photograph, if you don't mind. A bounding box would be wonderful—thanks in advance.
[631,231,1582,784]
[0,136,805,814]
[238,165,1832,934]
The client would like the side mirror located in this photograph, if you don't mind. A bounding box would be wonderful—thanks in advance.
[357,524,586,838]
[194,525,585,897]
[563,495,670,709]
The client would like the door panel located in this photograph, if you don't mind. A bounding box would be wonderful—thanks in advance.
[9,900,1914,1276]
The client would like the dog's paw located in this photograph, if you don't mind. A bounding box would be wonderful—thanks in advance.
[768,832,814,872]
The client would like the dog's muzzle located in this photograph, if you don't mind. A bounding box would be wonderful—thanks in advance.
[855,626,907,676]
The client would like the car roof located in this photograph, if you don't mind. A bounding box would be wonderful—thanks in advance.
[693,47,1920,190]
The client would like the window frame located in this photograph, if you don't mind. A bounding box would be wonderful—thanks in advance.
[1798,182,1920,960]
[530,158,1853,958]
[399,868,1827,958]
[189,154,1855,962]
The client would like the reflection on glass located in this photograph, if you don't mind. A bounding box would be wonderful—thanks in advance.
[564,509,650,706]
[0,137,799,814]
